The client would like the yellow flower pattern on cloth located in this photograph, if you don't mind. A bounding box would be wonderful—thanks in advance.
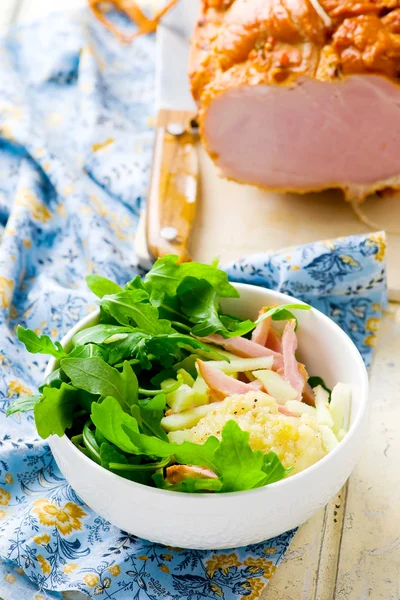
[206,553,241,577]
[0,488,10,506]
[32,500,87,535]
[37,555,51,575]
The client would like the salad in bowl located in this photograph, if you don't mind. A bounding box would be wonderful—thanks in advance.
[7,256,368,547]
[10,256,352,492]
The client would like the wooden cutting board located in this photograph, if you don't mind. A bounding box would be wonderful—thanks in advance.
[190,145,400,301]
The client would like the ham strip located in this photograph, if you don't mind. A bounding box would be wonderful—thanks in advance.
[282,320,304,400]
[278,405,298,418]
[197,359,260,398]
[251,309,271,346]
[267,328,282,353]
[199,333,283,369]
[298,363,316,407]
[165,465,218,485]
[251,308,283,353]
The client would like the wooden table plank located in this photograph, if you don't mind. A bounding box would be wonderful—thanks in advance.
[334,309,400,600]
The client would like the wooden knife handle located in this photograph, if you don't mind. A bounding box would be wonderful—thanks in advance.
[146,109,198,263]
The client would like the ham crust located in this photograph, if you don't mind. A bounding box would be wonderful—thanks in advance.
[190,1,400,200]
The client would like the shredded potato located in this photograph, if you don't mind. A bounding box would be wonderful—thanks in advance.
[184,391,327,475]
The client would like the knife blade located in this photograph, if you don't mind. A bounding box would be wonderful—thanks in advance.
[136,0,200,269]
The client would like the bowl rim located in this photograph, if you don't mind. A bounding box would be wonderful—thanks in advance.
[48,282,369,501]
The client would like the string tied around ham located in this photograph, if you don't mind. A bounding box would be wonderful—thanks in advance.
[308,0,332,28]
[89,0,179,43]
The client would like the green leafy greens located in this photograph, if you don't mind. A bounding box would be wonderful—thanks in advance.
[7,254,310,493]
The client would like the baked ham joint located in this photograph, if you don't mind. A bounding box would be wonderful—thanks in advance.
[189,0,400,201]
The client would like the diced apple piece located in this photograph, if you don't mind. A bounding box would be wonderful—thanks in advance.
[177,368,195,387]
[330,383,352,434]
[286,400,317,417]
[161,403,219,432]
[192,375,208,395]
[320,425,339,452]
[314,386,334,428]
[204,356,274,374]
[253,369,298,404]
[161,378,178,390]
[337,428,346,442]
[166,384,209,413]
[167,430,192,444]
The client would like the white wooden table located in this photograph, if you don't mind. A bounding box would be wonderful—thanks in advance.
[1,3,399,599]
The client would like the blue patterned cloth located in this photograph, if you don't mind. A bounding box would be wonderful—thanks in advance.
[0,7,387,600]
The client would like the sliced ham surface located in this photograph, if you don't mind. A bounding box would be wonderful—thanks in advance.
[298,363,316,406]
[278,405,298,418]
[267,327,283,353]
[197,359,260,398]
[199,333,283,368]
[190,2,400,201]
[251,308,283,353]
[251,310,271,346]
[281,320,304,400]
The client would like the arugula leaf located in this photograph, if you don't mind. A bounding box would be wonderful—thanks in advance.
[38,368,68,392]
[139,394,169,440]
[177,277,222,338]
[213,421,267,491]
[68,343,107,360]
[17,326,66,359]
[145,333,227,368]
[91,396,141,453]
[34,383,78,438]
[144,255,239,306]
[72,324,134,346]
[101,291,173,334]
[262,452,293,484]
[76,389,98,413]
[124,275,147,292]
[99,442,129,470]
[150,369,176,387]
[257,304,310,329]
[86,275,123,298]
[218,314,255,338]
[153,472,223,493]
[102,331,151,366]
[122,423,220,473]
[104,447,171,485]
[308,376,332,400]
[172,355,198,378]
[6,395,42,416]
[223,303,311,337]
[176,278,255,338]
[82,421,101,463]
[60,357,138,410]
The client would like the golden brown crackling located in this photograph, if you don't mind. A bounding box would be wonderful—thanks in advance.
[320,0,399,20]
[333,14,400,76]
[190,0,400,104]
[191,0,400,200]
[382,7,400,32]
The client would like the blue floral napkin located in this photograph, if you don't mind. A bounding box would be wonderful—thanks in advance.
[0,7,387,600]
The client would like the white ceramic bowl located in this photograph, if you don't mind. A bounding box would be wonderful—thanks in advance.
[47,284,368,549]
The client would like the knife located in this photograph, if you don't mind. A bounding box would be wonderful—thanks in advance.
[136,0,200,269]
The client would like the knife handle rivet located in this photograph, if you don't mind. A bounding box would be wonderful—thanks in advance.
[160,226,180,243]
[166,123,186,137]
